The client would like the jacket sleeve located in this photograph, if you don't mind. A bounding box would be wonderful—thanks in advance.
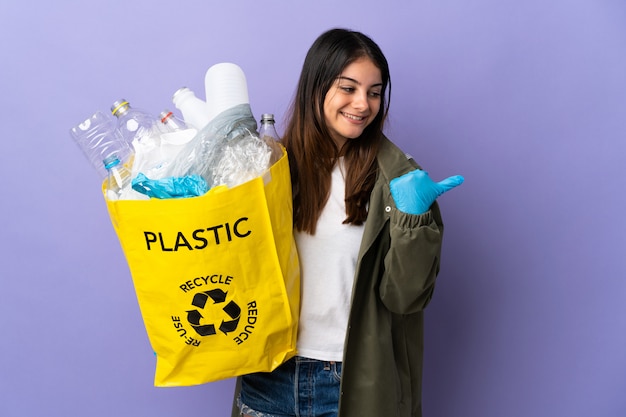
[379,199,444,314]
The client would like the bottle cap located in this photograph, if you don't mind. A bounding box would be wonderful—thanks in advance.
[261,114,275,123]
[172,87,191,103]
[111,99,130,117]
[159,110,174,123]
[102,154,121,169]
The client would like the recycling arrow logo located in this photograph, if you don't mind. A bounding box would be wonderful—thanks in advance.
[186,289,241,337]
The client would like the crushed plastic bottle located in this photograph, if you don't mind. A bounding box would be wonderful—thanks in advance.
[70,111,133,179]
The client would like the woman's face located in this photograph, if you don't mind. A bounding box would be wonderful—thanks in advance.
[323,57,383,149]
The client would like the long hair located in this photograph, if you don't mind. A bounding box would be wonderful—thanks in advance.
[283,28,391,234]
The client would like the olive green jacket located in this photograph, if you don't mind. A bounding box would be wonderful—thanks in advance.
[337,137,444,417]
[232,137,444,417]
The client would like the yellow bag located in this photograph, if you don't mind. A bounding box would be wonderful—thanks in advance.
[104,149,299,387]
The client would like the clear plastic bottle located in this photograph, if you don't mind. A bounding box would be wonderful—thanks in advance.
[110,99,158,146]
[111,99,163,179]
[159,109,188,132]
[258,113,282,164]
[103,154,132,200]
[70,111,133,179]
[258,113,280,142]
[157,108,197,178]
[172,87,210,131]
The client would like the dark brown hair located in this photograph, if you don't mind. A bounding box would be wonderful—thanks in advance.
[283,28,391,233]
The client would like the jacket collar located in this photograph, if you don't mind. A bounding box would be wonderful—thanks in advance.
[376,135,419,182]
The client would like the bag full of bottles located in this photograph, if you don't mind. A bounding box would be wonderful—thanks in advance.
[69,63,300,387]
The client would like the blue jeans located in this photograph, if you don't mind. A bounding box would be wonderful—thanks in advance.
[239,356,342,417]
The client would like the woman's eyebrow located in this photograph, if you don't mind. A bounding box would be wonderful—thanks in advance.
[337,76,383,88]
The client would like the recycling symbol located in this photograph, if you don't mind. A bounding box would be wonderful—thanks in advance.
[186,289,241,336]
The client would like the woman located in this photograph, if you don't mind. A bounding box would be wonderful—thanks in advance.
[234,28,463,417]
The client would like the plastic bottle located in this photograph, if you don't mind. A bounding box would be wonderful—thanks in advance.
[172,87,210,131]
[110,99,158,146]
[204,63,250,124]
[70,111,133,179]
[258,113,282,164]
[111,99,165,179]
[103,154,132,200]
[157,108,197,177]
[159,109,188,132]
[258,113,280,142]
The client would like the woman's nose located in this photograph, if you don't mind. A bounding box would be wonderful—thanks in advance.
[352,90,368,110]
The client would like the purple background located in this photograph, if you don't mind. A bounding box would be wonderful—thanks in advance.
[1,1,625,416]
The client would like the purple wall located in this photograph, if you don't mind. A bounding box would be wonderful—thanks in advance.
[1,1,625,416]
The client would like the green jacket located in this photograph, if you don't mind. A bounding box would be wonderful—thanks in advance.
[338,137,443,417]
[231,137,444,417]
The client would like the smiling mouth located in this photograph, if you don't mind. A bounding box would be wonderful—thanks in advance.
[342,112,366,121]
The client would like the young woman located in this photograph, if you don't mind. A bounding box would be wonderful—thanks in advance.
[234,28,463,417]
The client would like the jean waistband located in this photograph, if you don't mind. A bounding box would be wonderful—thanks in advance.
[294,356,340,364]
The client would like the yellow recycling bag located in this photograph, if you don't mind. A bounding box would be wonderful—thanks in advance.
[104,149,299,387]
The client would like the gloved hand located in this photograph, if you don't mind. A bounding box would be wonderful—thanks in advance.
[390,169,464,215]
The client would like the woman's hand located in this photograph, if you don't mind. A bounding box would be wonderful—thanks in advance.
[390,169,464,215]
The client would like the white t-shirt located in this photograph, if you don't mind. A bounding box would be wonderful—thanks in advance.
[295,160,365,362]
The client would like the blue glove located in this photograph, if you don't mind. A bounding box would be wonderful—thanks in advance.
[390,169,464,215]
[132,173,209,199]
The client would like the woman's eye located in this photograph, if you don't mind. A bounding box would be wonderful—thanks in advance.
[369,91,381,98]
[340,86,355,93]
